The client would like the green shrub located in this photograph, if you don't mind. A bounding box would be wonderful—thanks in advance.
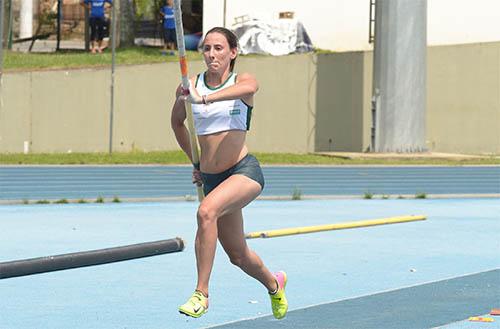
[292,186,302,200]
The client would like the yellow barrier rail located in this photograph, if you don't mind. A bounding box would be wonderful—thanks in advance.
[245,215,427,239]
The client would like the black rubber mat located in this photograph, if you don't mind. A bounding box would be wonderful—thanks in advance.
[209,269,500,329]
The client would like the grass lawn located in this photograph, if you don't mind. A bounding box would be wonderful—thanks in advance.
[0,151,499,165]
[3,47,204,71]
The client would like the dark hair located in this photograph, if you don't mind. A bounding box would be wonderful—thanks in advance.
[204,27,239,72]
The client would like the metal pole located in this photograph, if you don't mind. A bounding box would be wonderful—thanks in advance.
[371,0,427,152]
[84,6,89,51]
[0,0,5,107]
[108,0,116,154]
[223,0,226,28]
[56,0,62,51]
[0,238,185,280]
[7,0,12,49]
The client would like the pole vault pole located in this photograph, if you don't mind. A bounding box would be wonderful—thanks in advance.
[172,0,204,201]
[109,0,117,154]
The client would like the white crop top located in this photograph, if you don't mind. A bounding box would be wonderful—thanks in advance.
[191,72,253,135]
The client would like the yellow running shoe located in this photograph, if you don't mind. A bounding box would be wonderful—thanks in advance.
[179,290,208,318]
[269,271,288,319]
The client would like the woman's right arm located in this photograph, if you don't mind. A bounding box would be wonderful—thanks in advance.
[170,85,194,164]
[171,84,203,186]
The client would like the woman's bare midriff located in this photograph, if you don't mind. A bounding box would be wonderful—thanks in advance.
[198,130,248,174]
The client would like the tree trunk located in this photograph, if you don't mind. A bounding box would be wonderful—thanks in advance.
[118,0,135,47]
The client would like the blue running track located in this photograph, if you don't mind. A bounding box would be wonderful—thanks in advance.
[0,165,499,202]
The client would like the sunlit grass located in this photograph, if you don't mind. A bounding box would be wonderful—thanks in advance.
[3,47,203,71]
[1,151,498,165]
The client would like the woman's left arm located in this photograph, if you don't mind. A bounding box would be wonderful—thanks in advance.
[208,72,258,104]
[185,73,258,105]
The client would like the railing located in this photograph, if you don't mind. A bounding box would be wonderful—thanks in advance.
[369,0,376,43]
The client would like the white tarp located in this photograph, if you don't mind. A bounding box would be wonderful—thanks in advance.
[231,18,313,56]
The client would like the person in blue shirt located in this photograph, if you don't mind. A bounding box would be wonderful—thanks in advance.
[159,0,176,55]
[82,0,112,53]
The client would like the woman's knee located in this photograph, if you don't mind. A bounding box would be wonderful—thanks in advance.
[197,203,218,227]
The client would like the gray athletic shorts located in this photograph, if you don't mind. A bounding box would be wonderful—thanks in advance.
[200,154,265,196]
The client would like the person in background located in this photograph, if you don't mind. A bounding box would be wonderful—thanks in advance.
[171,26,288,319]
[160,0,176,55]
[82,0,112,53]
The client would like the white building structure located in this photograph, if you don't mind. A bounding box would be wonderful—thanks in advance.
[20,0,34,39]
[203,0,500,51]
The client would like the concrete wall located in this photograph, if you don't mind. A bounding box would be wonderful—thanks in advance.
[238,55,317,153]
[315,51,369,152]
[322,42,500,154]
[0,73,32,153]
[0,55,317,154]
[426,42,500,154]
[0,62,207,153]
[1,42,499,154]
[111,62,203,153]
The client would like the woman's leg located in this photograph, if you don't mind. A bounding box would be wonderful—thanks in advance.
[181,173,288,319]
[89,18,97,53]
[193,174,267,296]
[217,208,277,292]
[96,18,105,52]
[211,175,288,320]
